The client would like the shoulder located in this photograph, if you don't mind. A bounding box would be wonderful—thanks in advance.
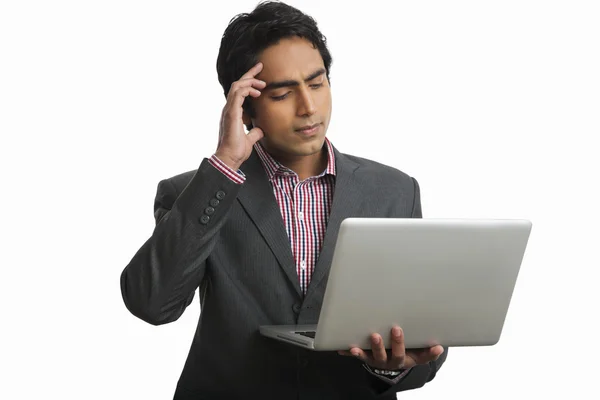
[340,152,416,187]
[337,151,421,216]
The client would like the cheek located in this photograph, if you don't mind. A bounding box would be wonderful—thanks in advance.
[317,90,332,116]
[316,85,331,102]
[254,102,291,130]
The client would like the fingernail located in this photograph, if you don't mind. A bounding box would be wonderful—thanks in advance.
[392,326,401,336]
[351,351,360,357]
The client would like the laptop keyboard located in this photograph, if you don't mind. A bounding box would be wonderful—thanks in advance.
[295,331,316,338]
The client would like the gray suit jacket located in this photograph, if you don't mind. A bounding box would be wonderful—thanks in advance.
[120,144,447,400]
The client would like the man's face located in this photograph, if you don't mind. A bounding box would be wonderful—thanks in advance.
[245,36,332,160]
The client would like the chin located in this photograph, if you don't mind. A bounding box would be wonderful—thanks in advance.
[298,136,325,152]
[265,134,325,156]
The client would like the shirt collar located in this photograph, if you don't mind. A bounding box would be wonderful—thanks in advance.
[254,137,337,182]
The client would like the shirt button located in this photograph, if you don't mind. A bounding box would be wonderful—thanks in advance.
[298,211,304,220]
[300,260,306,270]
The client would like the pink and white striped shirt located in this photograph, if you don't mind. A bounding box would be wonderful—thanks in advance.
[209,138,336,295]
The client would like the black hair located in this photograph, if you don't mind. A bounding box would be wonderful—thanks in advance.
[216,1,333,130]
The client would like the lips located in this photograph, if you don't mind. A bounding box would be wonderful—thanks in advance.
[295,123,321,133]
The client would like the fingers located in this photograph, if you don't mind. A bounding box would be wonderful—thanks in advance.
[405,345,445,366]
[227,62,266,105]
[226,79,266,112]
[370,333,387,364]
[227,78,266,100]
[222,63,266,123]
[337,328,445,370]
[430,345,445,359]
[240,61,264,80]
[389,326,406,368]
[337,334,387,367]
[339,347,370,363]
[337,348,363,358]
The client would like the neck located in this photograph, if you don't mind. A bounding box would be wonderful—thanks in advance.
[273,147,328,181]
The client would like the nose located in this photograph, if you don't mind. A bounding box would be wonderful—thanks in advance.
[296,86,317,117]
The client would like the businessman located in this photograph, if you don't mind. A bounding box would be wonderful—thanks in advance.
[120,2,447,399]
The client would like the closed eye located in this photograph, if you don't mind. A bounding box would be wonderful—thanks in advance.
[271,92,290,101]
[270,83,323,101]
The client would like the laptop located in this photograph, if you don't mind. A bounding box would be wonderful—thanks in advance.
[259,218,532,350]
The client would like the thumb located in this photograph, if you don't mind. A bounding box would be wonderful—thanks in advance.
[246,126,264,145]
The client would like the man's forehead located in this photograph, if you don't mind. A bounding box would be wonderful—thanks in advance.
[257,37,324,81]
[257,63,325,82]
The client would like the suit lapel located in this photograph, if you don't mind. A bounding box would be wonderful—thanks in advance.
[237,150,302,297]
[236,145,362,301]
[304,147,362,302]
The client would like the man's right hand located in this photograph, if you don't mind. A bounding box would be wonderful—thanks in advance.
[215,62,266,170]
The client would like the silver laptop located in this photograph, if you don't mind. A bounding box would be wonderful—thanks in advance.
[259,218,532,350]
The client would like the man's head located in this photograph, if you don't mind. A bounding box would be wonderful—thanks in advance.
[216,1,333,161]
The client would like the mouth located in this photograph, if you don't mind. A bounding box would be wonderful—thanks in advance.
[295,123,321,135]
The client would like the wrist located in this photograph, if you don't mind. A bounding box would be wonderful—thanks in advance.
[214,151,242,171]
[373,368,403,377]
[363,364,405,377]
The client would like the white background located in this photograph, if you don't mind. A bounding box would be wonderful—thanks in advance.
[1,0,599,399]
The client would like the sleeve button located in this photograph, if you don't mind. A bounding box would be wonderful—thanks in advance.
[199,215,210,225]
[216,191,226,200]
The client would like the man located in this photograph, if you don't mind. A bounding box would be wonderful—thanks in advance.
[120,2,447,399]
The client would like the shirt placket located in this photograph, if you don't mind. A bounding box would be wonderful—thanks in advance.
[294,180,308,294]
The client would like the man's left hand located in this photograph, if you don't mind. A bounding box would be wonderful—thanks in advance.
[338,325,444,370]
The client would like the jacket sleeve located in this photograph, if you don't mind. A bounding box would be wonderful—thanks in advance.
[368,348,448,396]
[120,158,243,325]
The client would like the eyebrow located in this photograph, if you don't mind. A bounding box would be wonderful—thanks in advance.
[263,68,326,91]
